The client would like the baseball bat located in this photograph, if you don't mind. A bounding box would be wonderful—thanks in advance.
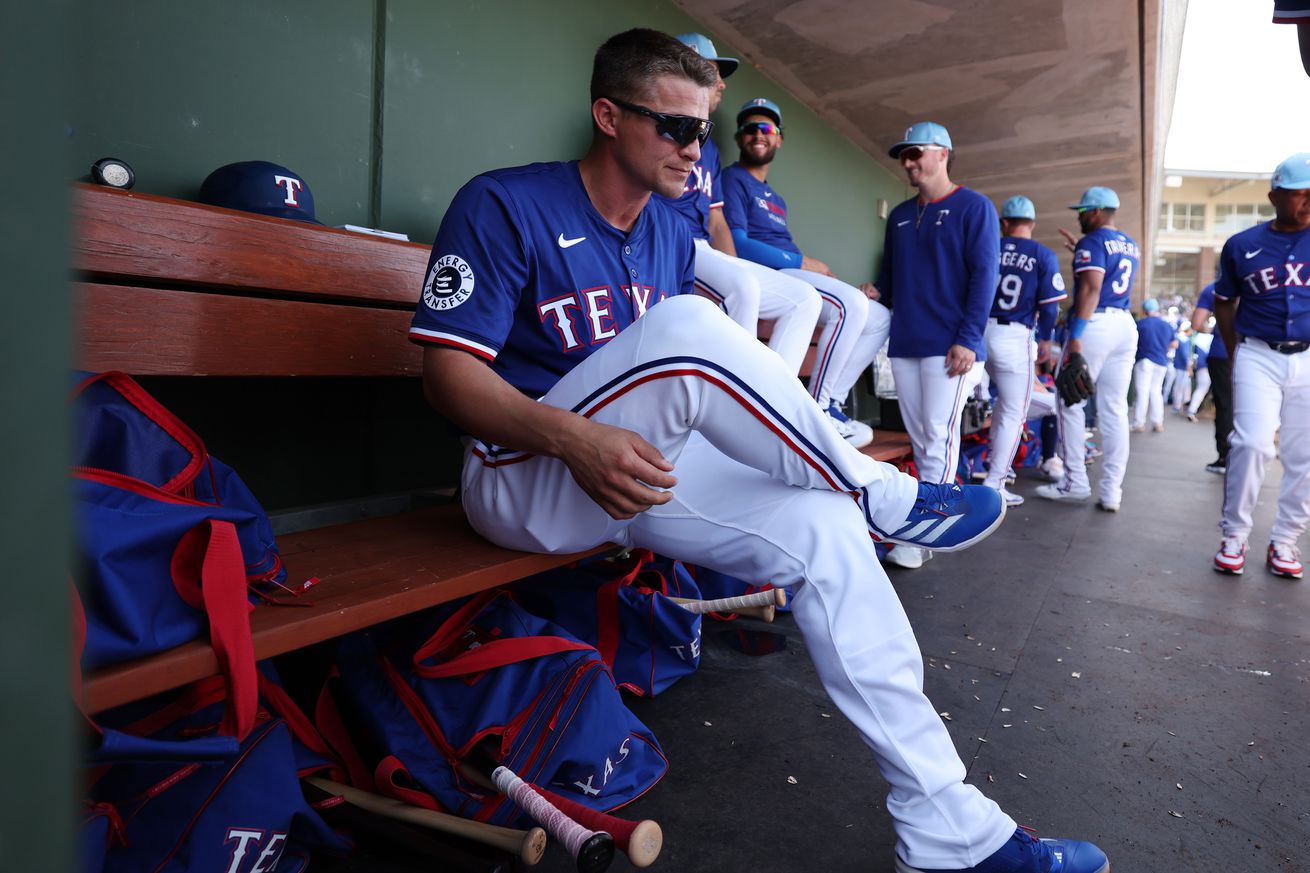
[492,764,615,873]
[305,777,547,866]
[670,586,786,620]
[530,784,663,868]
[309,784,514,873]
[456,758,660,867]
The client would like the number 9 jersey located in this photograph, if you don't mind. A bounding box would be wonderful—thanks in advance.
[1072,227,1141,309]
[991,237,1066,329]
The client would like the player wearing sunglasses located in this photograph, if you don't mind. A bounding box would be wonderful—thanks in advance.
[721,97,892,450]
[865,122,1002,569]
[411,28,1105,873]
[651,34,822,402]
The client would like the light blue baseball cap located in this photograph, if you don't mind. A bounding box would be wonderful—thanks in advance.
[1143,298,1160,313]
[1000,195,1036,220]
[676,32,739,79]
[1069,186,1120,210]
[888,122,953,159]
[1271,152,1310,190]
[737,97,782,127]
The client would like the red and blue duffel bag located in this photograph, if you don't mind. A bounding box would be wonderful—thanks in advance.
[72,370,292,737]
[82,667,350,873]
[324,590,668,826]
[515,549,703,696]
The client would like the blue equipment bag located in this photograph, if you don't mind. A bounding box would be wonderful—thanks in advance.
[515,550,703,696]
[72,371,291,738]
[82,668,350,873]
[325,590,668,827]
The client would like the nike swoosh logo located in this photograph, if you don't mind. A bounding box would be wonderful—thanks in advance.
[1244,248,1262,259]
[897,220,911,227]
[557,234,586,249]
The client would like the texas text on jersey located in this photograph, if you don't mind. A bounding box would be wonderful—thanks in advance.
[408,161,695,399]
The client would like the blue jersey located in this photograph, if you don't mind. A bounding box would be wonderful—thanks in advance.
[1213,221,1310,344]
[1173,335,1192,370]
[720,163,801,255]
[1072,227,1140,310]
[408,161,695,398]
[654,137,722,242]
[1194,335,1210,369]
[1275,0,1310,22]
[877,187,999,358]
[1195,283,1228,360]
[991,236,1066,330]
[1135,315,1174,365]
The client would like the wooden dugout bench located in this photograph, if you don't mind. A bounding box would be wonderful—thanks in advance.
[71,182,909,714]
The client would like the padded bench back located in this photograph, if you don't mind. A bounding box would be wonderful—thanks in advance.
[72,184,428,376]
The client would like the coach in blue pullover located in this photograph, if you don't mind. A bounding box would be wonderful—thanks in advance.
[866,122,999,567]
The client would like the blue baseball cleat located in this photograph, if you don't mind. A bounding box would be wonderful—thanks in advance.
[876,482,1006,552]
[895,827,1110,873]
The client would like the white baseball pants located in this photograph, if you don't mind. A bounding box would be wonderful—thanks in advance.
[1130,359,1167,428]
[1187,367,1212,416]
[982,319,1035,491]
[782,268,891,409]
[693,239,822,376]
[1221,341,1310,544]
[890,356,985,485]
[460,296,1014,868]
[1057,308,1137,505]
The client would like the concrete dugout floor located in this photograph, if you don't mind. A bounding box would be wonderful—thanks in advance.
[333,414,1310,873]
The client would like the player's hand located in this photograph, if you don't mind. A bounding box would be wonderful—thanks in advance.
[801,255,835,277]
[1058,228,1078,252]
[557,418,677,520]
[1036,339,1052,364]
[858,282,881,301]
[944,344,976,377]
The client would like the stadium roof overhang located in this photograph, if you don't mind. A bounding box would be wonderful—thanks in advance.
[679,0,1186,291]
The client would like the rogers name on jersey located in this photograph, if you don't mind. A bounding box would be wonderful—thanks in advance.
[423,254,475,310]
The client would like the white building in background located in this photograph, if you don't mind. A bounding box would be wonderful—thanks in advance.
[1154,170,1276,302]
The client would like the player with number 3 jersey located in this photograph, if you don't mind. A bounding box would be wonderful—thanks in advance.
[1036,186,1140,512]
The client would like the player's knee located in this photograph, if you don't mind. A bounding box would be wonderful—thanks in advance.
[647,294,741,345]
[1229,430,1276,461]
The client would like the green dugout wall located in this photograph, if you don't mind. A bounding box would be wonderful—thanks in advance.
[64,0,910,509]
[69,0,905,281]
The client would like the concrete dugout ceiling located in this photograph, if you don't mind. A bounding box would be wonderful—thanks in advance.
[679,0,1183,294]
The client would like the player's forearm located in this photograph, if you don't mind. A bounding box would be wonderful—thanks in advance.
[1215,299,1239,358]
[708,209,736,257]
[421,347,589,457]
[730,229,802,270]
[1071,274,1101,320]
[1190,306,1212,332]
[1036,301,1059,340]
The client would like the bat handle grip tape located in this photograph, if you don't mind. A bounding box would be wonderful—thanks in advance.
[492,766,613,871]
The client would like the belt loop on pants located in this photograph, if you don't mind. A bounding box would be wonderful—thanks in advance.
[991,317,1012,326]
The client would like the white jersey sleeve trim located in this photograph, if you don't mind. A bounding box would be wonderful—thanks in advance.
[1073,265,1106,274]
[1038,292,1069,303]
[408,327,499,360]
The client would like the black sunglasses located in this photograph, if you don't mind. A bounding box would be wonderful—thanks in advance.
[606,96,714,147]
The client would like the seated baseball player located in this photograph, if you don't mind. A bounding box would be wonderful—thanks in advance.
[721,97,889,449]
[655,33,822,385]
[408,27,1108,873]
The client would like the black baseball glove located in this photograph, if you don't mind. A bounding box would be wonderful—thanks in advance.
[1056,352,1095,406]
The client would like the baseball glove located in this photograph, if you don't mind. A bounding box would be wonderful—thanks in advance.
[1056,352,1095,406]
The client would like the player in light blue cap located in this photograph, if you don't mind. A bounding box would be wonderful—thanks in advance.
[1036,185,1141,512]
[979,194,1066,505]
[1212,151,1310,579]
[867,120,1001,566]
[888,121,953,158]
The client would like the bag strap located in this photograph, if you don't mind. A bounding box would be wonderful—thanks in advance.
[411,588,595,679]
[198,519,259,738]
[314,667,377,791]
[72,370,208,494]
[595,551,663,669]
[411,636,595,679]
